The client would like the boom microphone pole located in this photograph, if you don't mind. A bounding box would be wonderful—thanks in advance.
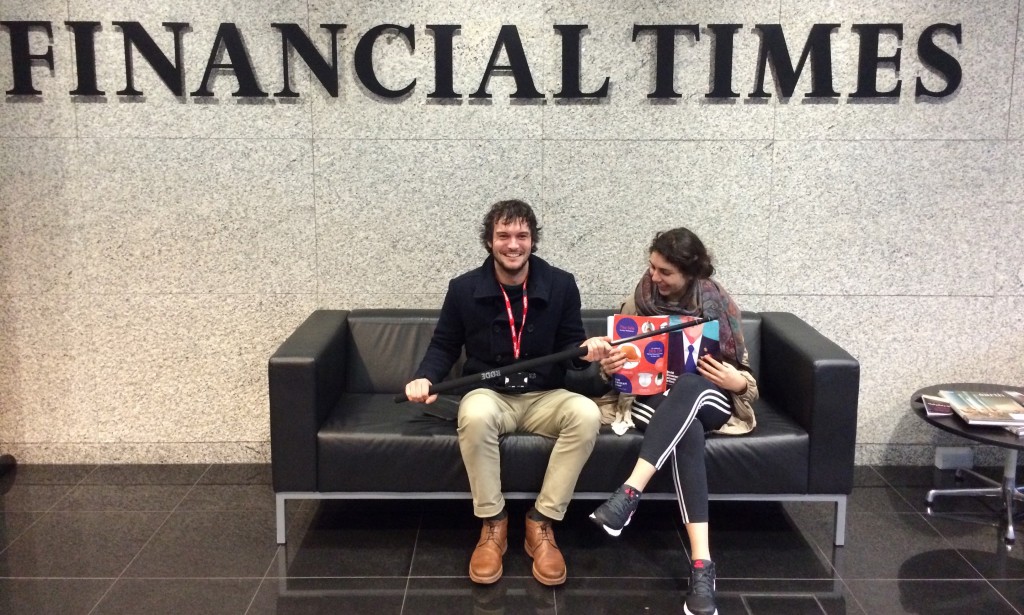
[394,316,713,403]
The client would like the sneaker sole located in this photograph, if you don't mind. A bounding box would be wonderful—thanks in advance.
[588,512,632,537]
[683,606,717,615]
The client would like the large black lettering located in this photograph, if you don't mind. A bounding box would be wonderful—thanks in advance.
[632,24,700,99]
[706,24,741,99]
[916,23,962,98]
[113,21,188,96]
[553,24,608,99]
[471,25,542,99]
[66,21,103,96]
[850,24,903,98]
[751,23,840,98]
[426,24,460,99]
[272,23,345,98]
[191,23,267,97]
[354,24,416,98]
[1,21,54,95]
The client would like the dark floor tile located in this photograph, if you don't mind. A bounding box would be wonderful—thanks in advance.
[873,465,948,488]
[743,595,829,614]
[82,464,209,486]
[0,511,41,550]
[990,579,1024,612]
[410,499,688,581]
[554,577,689,614]
[176,484,276,512]
[846,579,1019,614]
[722,579,864,615]
[846,486,916,513]
[271,502,419,577]
[0,483,76,511]
[780,500,847,553]
[247,577,408,615]
[0,578,114,615]
[790,510,985,580]
[554,513,691,580]
[404,576,556,615]
[0,464,96,486]
[924,516,1024,579]
[853,466,887,487]
[124,509,278,578]
[53,484,191,512]
[852,515,986,580]
[875,464,1005,489]
[91,578,261,615]
[704,502,837,579]
[892,466,1011,516]
[0,511,167,577]
[197,463,271,485]
[897,486,1001,517]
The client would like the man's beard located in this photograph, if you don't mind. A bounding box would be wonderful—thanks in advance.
[495,253,528,281]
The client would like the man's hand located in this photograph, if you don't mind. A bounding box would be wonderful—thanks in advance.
[697,355,747,394]
[405,378,437,404]
[580,336,613,363]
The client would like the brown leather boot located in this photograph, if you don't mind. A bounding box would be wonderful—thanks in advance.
[524,515,567,586]
[469,517,508,584]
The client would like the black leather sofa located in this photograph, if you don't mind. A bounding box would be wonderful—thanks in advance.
[269,309,859,546]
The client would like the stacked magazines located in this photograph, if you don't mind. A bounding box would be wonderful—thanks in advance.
[934,389,1024,436]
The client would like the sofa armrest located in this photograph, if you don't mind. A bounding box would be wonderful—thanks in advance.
[758,312,860,494]
[269,310,349,492]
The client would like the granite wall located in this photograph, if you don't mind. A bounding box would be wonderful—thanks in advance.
[1,0,1022,464]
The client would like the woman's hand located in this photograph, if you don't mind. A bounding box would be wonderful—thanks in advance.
[697,355,747,394]
[599,347,628,377]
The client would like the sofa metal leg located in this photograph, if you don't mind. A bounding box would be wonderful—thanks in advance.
[834,496,847,546]
[277,493,287,544]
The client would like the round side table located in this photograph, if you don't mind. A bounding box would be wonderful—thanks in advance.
[911,383,1024,544]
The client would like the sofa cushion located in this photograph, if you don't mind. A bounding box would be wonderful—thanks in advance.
[316,394,809,495]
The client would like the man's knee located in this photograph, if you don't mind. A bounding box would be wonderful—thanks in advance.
[458,391,503,435]
[561,395,601,433]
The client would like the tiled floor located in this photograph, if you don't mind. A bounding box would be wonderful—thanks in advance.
[0,462,1022,614]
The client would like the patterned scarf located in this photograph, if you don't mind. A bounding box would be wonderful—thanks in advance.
[633,271,749,369]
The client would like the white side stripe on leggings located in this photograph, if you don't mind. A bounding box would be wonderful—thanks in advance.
[652,389,730,470]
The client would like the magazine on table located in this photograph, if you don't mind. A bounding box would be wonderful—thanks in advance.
[920,394,954,418]
[938,389,1024,427]
[1004,424,1024,437]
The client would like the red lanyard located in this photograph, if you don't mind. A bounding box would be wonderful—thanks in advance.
[499,281,528,359]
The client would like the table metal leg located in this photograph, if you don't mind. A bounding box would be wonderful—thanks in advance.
[1002,450,1021,543]
[925,448,1022,544]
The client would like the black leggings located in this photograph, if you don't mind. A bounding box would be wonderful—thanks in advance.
[631,373,732,524]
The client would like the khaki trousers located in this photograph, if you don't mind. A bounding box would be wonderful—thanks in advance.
[458,388,601,521]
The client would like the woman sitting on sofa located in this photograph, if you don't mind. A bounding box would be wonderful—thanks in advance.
[589,227,757,615]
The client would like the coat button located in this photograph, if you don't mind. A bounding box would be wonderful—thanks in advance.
[493,325,500,333]
[527,324,535,332]
[496,355,502,361]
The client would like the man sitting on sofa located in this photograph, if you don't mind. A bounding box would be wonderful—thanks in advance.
[403,199,610,586]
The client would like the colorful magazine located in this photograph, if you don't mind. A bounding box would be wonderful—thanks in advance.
[606,314,720,395]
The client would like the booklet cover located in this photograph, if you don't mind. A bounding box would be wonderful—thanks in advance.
[921,394,954,418]
[607,314,669,395]
[606,314,721,395]
[664,315,720,389]
[938,389,1024,427]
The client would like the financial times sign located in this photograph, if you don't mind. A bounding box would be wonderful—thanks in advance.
[1,21,962,101]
